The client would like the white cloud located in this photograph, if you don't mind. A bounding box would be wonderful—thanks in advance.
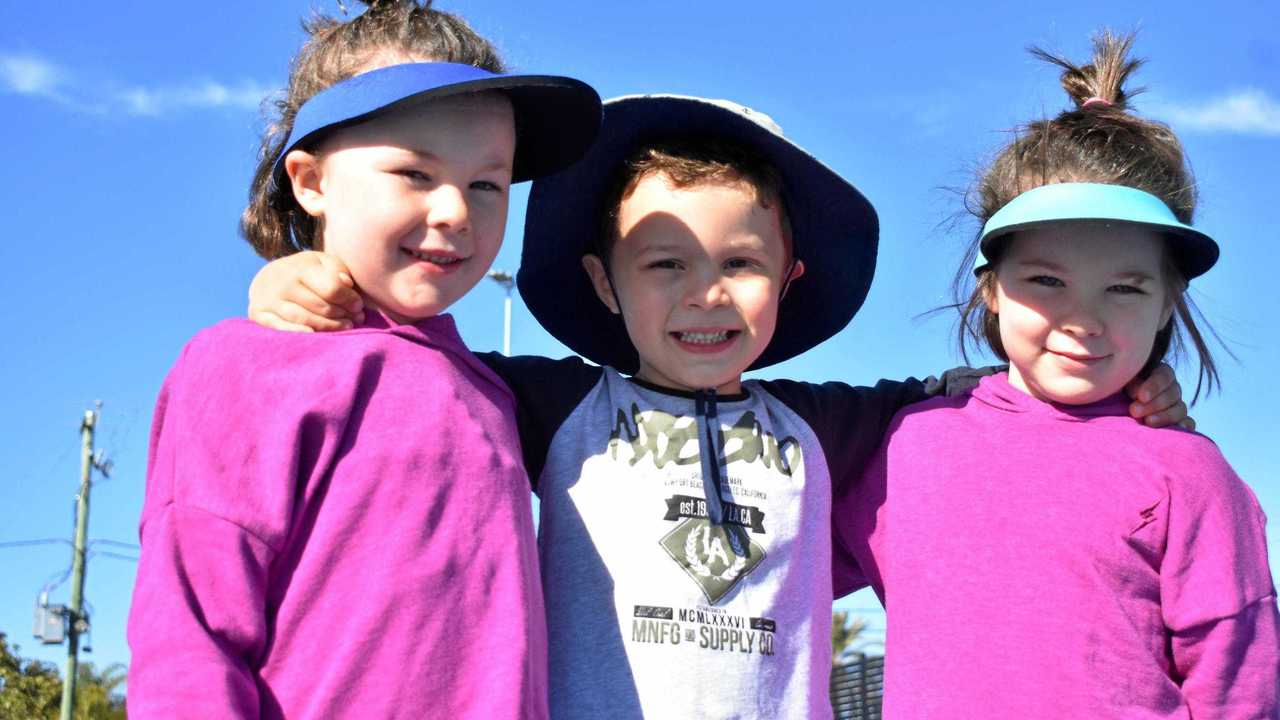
[0,53,66,99]
[1160,89,1280,137]
[117,80,272,116]
[2,49,270,117]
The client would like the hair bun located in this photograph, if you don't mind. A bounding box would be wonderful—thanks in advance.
[352,0,430,8]
[1031,30,1145,112]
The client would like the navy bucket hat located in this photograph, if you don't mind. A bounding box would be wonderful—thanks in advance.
[272,62,602,187]
[518,94,879,374]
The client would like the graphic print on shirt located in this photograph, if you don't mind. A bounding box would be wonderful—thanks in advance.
[659,518,765,603]
[609,402,798,604]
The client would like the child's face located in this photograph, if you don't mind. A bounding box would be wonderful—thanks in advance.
[584,174,801,394]
[288,92,515,323]
[987,224,1174,405]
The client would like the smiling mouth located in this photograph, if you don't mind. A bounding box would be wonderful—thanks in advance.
[672,330,739,345]
[404,248,465,266]
[1050,350,1109,364]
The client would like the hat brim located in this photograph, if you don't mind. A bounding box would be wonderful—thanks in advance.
[976,182,1219,279]
[518,94,878,374]
[272,62,601,185]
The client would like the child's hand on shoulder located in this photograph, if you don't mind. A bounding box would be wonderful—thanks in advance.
[248,251,364,332]
[1126,363,1195,430]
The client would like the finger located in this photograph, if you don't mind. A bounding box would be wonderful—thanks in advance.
[300,264,364,313]
[1142,400,1187,429]
[1179,416,1197,432]
[1130,363,1177,404]
[251,310,317,334]
[277,300,353,332]
[289,282,357,321]
[1143,378,1183,417]
[313,253,364,312]
[315,252,356,286]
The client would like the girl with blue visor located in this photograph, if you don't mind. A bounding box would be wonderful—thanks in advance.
[127,2,600,717]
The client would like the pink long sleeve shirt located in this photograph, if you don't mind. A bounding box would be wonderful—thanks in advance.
[127,314,547,719]
[835,372,1279,719]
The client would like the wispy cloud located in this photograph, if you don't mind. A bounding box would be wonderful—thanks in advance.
[117,80,273,116]
[1159,89,1280,137]
[1,50,270,117]
[0,53,69,101]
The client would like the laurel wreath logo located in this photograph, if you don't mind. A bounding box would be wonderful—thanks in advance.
[684,524,748,581]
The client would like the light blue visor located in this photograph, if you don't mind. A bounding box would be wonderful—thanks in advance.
[975,182,1219,278]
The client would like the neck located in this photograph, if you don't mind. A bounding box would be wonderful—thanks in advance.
[631,367,743,396]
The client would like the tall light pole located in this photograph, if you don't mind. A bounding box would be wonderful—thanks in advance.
[487,270,515,356]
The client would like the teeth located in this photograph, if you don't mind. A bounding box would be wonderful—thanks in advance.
[678,331,730,344]
[408,249,462,264]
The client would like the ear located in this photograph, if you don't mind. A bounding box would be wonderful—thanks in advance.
[1159,297,1175,329]
[982,274,1000,315]
[284,149,326,218]
[778,258,806,300]
[582,254,620,314]
[788,259,806,282]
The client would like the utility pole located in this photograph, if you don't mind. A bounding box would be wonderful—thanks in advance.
[60,405,97,720]
[487,270,515,356]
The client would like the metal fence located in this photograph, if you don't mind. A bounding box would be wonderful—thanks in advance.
[829,653,884,720]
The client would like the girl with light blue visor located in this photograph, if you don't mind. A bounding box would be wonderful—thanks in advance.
[834,30,1278,719]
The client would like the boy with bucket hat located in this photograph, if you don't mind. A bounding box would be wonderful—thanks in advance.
[507,95,931,718]
[247,94,1189,718]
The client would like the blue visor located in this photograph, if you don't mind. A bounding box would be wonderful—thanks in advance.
[976,182,1219,278]
[271,62,600,186]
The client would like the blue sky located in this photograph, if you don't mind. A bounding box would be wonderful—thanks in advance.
[1,0,1276,674]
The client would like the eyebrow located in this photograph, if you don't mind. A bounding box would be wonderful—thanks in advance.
[1112,270,1157,283]
[394,147,512,173]
[1012,258,1066,272]
[1014,258,1157,282]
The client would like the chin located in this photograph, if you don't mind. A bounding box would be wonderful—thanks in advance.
[1031,377,1120,406]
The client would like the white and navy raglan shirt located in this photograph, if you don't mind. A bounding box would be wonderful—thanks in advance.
[479,354,981,720]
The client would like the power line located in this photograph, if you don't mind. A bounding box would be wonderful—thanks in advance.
[0,538,72,549]
[87,551,139,563]
[88,539,138,550]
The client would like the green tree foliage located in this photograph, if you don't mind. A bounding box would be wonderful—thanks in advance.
[831,610,868,665]
[0,634,126,720]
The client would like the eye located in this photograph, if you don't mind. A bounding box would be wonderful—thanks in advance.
[724,257,762,271]
[646,258,683,270]
[1108,284,1146,295]
[396,169,431,183]
[470,180,506,193]
[1027,275,1064,287]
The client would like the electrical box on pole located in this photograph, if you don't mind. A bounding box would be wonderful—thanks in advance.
[34,596,67,644]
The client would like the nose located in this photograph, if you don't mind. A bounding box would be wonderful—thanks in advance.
[684,268,730,309]
[427,184,470,233]
[1058,297,1104,337]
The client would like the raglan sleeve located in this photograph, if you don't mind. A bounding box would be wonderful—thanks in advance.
[476,353,603,491]
[1161,440,1280,718]
[127,328,342,718]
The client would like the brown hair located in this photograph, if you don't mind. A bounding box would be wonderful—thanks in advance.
[955,30,1225,401]
[240,0,506,259]
[595,137,793,264]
